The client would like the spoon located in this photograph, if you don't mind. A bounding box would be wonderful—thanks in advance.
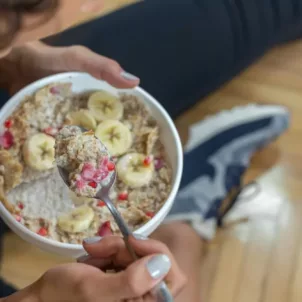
[57,131,174,302]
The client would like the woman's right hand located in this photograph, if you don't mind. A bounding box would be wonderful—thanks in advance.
[6,236,186,302]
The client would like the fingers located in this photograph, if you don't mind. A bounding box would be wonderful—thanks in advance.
[105,253,172,300]
[83,235,187,297]
[64,46,140,88]
[83,236,134,268]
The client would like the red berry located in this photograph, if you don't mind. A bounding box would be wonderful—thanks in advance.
[18,202,24,210]
[107,162,115,171]
[143,156,152,166]
[4,119,12,128]
[146,211,155,218]
[15,215,22,222]
[88,181,97,188]
[0,131,14,149]
[50,86,60,95]
[118,192,128,201]
[154,158,164,170]
[37,227,48,236]
[98,221,112,237]
[97,200,106,207]
[81,163,95,180]
[44,127,58,137]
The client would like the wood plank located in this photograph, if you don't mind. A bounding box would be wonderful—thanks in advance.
[261,201,302,302]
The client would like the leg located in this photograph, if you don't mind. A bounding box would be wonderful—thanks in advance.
[151,222,204,302]
[45,0,302,118]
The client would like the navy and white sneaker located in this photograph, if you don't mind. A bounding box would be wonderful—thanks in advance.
[165,104,290,239]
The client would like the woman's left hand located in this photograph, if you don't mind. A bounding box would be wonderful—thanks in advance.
[0,41,139,94]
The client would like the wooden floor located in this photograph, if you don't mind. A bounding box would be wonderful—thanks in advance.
[2,1,302,302]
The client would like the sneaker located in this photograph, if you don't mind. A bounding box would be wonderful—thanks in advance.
[165,104,290,239]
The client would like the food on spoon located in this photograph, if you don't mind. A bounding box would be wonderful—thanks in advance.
[88,91,124,121]
[55,125,115,197]
[95,120,132,156]
[23,133,56,171]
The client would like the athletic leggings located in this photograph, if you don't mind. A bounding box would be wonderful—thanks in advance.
[44,0,302,118]
[1,0,302,295]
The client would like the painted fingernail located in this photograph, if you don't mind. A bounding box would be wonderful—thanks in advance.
[121,71,139,81]
[77,254,90,263]
[83,236,102,244]
[146,254,171,279]
[133,234,148,240]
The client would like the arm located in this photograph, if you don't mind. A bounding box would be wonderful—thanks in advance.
[1,282,40,302]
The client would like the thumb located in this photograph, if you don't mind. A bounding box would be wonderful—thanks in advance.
[65,46,140,89]
[107,254,171,300]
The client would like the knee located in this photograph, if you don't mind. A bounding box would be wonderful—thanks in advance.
[152,222,201,247]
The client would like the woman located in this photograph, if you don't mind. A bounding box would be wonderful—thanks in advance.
[0,0,188,301]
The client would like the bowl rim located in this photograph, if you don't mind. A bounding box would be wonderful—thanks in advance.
[0,72,183,250]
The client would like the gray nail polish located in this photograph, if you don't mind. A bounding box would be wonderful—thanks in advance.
[133,234,148,240]
[121,71,139,81]
[146,254,171,279]
[77,253,90,263]
[83,236,102,244]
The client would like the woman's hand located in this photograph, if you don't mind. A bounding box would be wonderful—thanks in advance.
[5,236,186,302]
[0,41,139,94]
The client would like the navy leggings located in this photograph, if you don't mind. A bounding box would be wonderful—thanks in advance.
[1,0,302,295]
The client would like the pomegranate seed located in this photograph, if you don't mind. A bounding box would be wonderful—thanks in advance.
[76,178,85,190]
[49,86,60,95]
[97,200,106,207]
[15,215,22,222]
[37,227,48,236]
[154,158,164,170]
[107,162,115,171]
[143,156,152,166]
[94,169,109,182]
[118,192,128,201]
[81,163,95,180]
[98,221,112,237]
[4,119,12,128]
[18,202,24,210]
[44,127,58,137]
[0,131,14,149]
[146,211,155,218]
[88,181,97,188]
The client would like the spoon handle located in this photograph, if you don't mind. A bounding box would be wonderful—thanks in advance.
[103,196,174,302]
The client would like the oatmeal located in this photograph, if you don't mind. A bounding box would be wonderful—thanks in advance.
[0,84,172,244]
[55,125,114,197]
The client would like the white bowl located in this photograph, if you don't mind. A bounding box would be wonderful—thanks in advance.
[0,72,183,258]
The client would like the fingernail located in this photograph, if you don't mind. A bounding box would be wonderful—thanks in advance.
[146,254,171,279]
[121,71,139,81]
[83,236,102,244]
[77,254,90,263]
[133,234,148,240]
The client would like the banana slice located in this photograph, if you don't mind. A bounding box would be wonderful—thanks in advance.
[116,153,154,188]
[68,190,94,206]
[88,91,124,121]
[57,205,94,233]
[23,133,55,171]
[95,120,132,156]
[66,109,97,130]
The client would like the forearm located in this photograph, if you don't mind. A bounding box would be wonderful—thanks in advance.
[1,282,40,302]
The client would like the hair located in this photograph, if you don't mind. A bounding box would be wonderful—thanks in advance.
[0,0,59,50]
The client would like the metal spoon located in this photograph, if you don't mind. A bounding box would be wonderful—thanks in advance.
[57,131,173,302]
